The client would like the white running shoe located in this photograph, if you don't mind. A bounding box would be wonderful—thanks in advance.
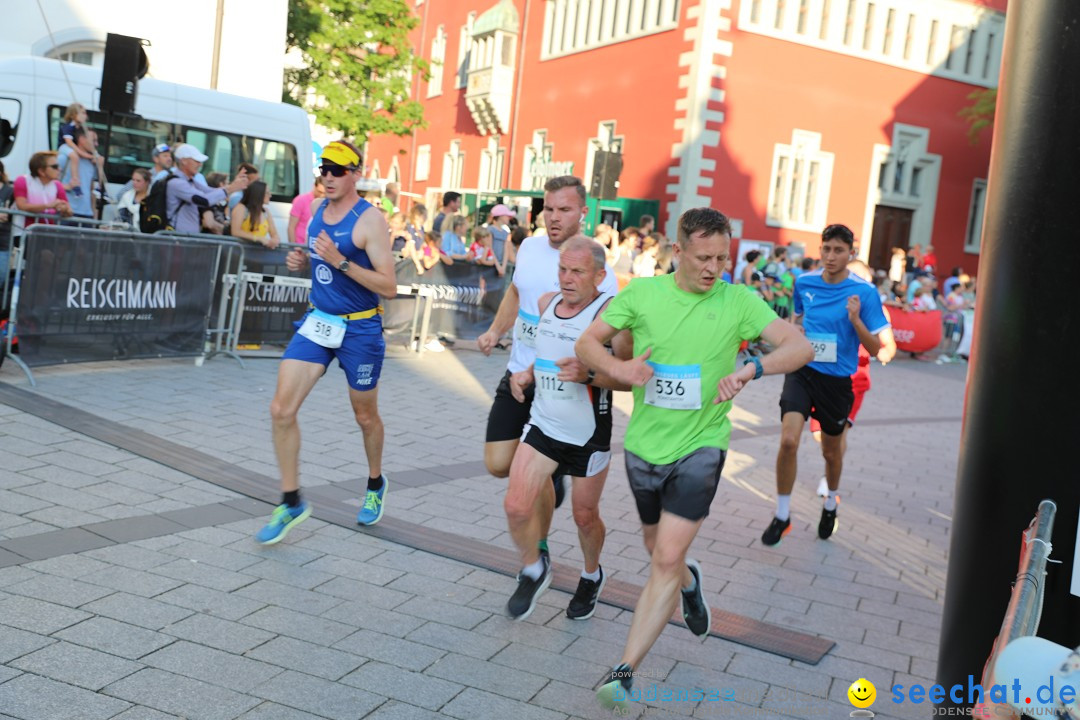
[423,338,445,352]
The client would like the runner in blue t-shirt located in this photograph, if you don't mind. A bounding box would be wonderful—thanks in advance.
[762,224,891,546]
[255,140,398,546]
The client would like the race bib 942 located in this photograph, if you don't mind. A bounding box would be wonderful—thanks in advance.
[516,309,539,349]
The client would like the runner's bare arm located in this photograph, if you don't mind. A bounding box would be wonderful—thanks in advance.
[576,317,653,387]
[351,210,398,298]
[537,292,556,317]
[714,318,813,403]
[847,296,882,357]
[477,282,519,355]
[509,365,535,403]
[557,298,631,390]
[876,327,897,365]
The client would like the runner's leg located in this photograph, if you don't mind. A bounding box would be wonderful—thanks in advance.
[505,443,559,568]
[348,385,383,479]
[269,359,326,493]
[620,511,703,669]
[571,466,608,574]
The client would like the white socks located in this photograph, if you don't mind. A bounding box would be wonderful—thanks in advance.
[582,567,601,582]
[521,557,545,580]
[824,491,838,511]
[776,495,791,521]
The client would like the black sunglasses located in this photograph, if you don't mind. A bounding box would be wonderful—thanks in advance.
[47,163,60,170]
[320,164,354,177]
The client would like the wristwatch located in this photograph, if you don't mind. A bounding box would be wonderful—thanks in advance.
[338,259,350,273]
[586,369,596,385]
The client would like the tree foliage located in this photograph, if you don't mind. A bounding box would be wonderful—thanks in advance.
[283,0,429,140]
[959,88,997,144]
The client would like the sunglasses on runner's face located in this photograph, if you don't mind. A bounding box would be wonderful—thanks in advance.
[47,164,60,170]
[319,164,353,177]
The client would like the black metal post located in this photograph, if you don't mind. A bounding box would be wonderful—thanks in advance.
[936,0,1080,709]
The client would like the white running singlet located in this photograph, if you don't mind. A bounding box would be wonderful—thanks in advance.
[530,292,613,446]
[507,235,618,373]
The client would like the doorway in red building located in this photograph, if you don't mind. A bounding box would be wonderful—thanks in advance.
[868,205,914,272]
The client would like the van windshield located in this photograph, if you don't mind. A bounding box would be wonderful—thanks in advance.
[47,106,300,202]
[0,98,21,158]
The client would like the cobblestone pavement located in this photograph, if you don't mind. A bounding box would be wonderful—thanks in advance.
[0,343,967,719]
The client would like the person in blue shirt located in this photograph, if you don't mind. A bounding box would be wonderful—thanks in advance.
[761,223,891,546]
[440,215,469,260]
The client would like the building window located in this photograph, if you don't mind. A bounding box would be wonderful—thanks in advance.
[442,140,464,189]
[428,26,446,98]
[478,136,505,191]
[739,0,1004,88]
[457,13,476,88]
[522,129,555,190]
[964,179,987,253]
[541,0,680,60]
[765,129,834,231]
[416,145,431,182]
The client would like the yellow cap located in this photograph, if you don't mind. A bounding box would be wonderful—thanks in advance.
[320,141,360,168]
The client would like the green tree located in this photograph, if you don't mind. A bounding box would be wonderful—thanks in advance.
[959,88,996,144]
[283,0,430,140]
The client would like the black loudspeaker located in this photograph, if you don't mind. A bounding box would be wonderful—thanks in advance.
[590,150,623,201]
[99,33,149,114]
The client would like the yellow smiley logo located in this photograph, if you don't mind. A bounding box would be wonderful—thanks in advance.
[848,678,876,708]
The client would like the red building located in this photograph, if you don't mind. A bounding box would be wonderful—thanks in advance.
[366,0,1005,275]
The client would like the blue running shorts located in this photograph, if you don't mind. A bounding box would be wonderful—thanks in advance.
[282,314,385,392]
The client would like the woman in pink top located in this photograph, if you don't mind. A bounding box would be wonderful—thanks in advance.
[286,177,324,244]
[13,151,72,230]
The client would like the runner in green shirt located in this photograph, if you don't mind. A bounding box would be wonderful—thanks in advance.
[576,207,813,710]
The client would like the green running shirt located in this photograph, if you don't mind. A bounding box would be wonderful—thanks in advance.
[602,275,777,464]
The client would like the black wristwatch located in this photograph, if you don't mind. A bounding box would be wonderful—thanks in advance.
[586,369,596,385]
[338,259,350,273]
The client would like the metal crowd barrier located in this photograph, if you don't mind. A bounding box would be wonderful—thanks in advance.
[975,499,1058,719]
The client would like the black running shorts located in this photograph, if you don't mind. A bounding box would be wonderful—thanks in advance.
[523,424,611,478]
[779,365,854,437]
[485,370,534,443]
[624,447,727,525]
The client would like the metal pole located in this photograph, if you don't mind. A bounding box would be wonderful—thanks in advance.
[936,0,1080,710]
[210,0,225,90]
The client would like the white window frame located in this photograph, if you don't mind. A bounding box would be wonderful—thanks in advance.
[478,136,506,191]
[521,129,554,191]
[428,26,447,98]
[457,13,477,88]
[765,129,834,232]
[540,0,681,61]
[415,145,431,182]
[964,178,987,254]
[738,0,1005,88]
[442,140,465,189]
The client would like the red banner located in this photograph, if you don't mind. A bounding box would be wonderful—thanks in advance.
[890,309,943,353]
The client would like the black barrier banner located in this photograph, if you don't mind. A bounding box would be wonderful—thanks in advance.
[233,246,309,347]
[384,259,506,340]
[16,227,218,366]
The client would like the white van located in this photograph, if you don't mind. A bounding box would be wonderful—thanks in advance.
[0,56,313,232]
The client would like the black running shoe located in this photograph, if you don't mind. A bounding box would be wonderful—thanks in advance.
[507,554,552,621]
[818,504,838,540]
[761,516,792,546]
[595,663,634,709]
[552,474,567,509]
[567,566,606,620]
[680,559,710,639]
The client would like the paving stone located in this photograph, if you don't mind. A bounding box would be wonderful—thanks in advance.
[10,641,142,691]
[161,540,263,571]
[424,653,548,701]
[302,554,406,586]
[471,615,578,654]
[104,668,260,720]
[237,702,321,720]
[251,670,386,720]
[22,553,112,579]
[141,641,283,692]
[109,707,184,720]
[80,565,184,598]
[55,616,174,659]
[0,594,91,634]
[155,583,267,621]
[333,629,446,673]
[161,613,276,654]
[82,592,195,630]
[313,577,414,608]
[341,661,464,710]
[321,602,427,638]
[5,572,115,607]
[490,641,611,690]
[238,557,337,589]
[440,687,565,720]
[149,558,260,592]
[0,489,53,514]
[364,700,445,720]
[0,672,131,720]
[405,620,509,660]
[233,579,343,614]
[0,625,54,663]
[81,544,173,570]
[245,635,366,681]
[386,573,484,605]
[394,595,489,630]
[240,605,356,646]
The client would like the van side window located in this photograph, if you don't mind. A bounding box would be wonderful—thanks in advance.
[179,125,298,203]
[48,105,173,184]
[0,98,22,158]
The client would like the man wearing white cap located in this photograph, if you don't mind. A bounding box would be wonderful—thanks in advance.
[166,144,249,233]
[487,203,514,265]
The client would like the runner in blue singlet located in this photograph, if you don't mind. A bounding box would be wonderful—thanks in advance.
[255,140,399,545]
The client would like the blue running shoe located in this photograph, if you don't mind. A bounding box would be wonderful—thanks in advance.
[357,476,387,526]
[256,502,311,544]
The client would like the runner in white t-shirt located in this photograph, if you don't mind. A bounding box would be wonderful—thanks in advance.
[476,176,618,558]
